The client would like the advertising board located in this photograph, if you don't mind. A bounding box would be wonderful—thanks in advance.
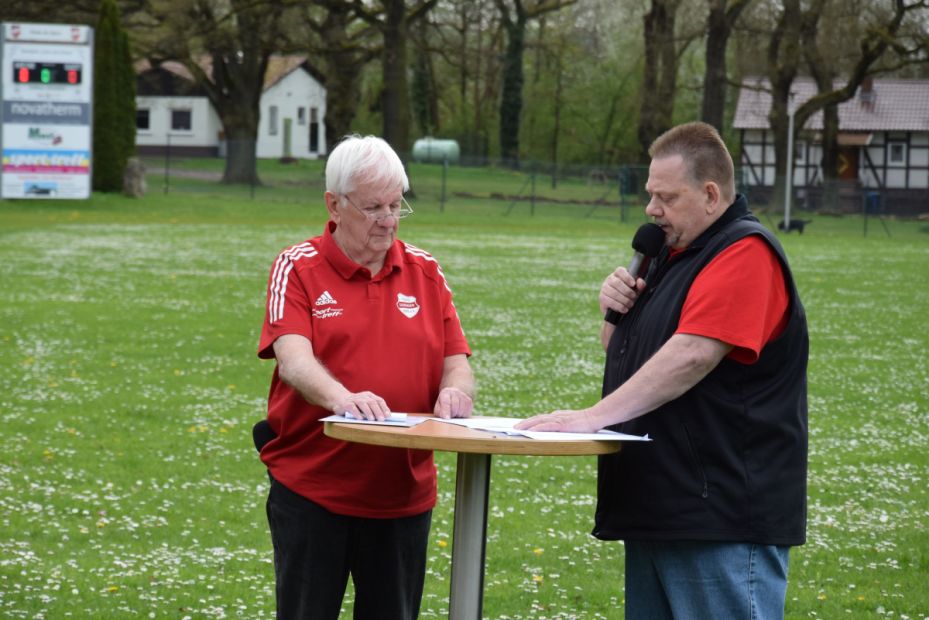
[1,22,94,199]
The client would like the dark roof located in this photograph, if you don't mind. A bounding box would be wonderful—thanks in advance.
[134,55,324,94]
[136,64,208,97]
[733,77,929,132]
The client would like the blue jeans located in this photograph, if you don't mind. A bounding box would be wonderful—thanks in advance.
[624,540,790,620]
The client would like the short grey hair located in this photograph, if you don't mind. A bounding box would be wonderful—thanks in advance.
[649,122,736,202]
[325,134,409,196]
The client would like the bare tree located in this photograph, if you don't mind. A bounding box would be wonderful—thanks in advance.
[760,0,928,209]
[426,0,502,159]
[139,0,292,185]
[794,0,927,148]
[0,0,148,24]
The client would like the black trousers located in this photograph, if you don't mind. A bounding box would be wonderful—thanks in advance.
[266,478,432,619]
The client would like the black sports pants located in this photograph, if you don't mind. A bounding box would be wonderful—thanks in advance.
[266,478,431,619]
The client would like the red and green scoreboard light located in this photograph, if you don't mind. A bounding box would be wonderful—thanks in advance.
[13,61,83,85]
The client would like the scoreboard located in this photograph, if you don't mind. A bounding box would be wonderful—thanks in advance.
[1,22,94,199]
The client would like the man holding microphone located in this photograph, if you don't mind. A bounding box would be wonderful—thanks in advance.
[518,122,808,620]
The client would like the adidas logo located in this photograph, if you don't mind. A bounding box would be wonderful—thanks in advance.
[315,291,337,306]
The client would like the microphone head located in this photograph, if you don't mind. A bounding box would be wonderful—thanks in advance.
[632,223,665,257]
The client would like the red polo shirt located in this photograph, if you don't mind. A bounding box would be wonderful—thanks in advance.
[258,221,471,518]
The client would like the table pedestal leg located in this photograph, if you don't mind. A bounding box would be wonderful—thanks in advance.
[448,452,491,620]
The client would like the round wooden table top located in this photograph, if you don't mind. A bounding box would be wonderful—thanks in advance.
[324,415,621,457]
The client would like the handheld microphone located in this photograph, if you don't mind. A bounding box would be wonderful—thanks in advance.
[604,222,665,325]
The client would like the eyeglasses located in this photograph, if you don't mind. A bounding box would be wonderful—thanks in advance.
[341,193,414,223]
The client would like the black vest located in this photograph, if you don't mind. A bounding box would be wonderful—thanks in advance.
[594,196,808,546]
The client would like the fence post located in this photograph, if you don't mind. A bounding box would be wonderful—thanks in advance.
[441,156,447,213]
[863,191,868,238]
[530,164,536,216]
[619,165,627,223]
[163,133,171,194]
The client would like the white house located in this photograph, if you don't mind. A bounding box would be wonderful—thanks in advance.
[135,55,327,160]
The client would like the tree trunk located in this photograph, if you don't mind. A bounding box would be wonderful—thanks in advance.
[550,53,563,188]
[499,11,526,167]
[322,62,363,147]
[471,7,486,160]
[764,0,802,210]
[318,6,368,146]
[210,51,267,185]
[381,0,411,156]
[223,124,260,185]
[701,0,752,132]
[638,0,679,161]
[701,8,728,132]
[819,104,841,210]
[458,2,469,104]
[767,85,791,211]
[411,20,439,137]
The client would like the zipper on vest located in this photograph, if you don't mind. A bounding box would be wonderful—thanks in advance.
[616,275,661,357]
[682,424,709,499]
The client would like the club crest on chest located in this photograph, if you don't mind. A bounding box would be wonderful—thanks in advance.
[397,293,420,319]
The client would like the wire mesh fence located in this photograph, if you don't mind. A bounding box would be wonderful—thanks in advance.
[142,141,660,223]
[141,140,914,229]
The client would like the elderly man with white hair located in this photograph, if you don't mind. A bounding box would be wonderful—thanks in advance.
[256,135,474,619]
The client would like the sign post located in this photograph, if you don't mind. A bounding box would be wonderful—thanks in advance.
[1,22,94,199]
[783,95,795,230]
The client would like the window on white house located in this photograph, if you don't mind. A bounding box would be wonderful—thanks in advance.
[136,109,150,131]
[171,109,192,131]
[269,106,278,136]
[297,107,306,125]
[889,142,906,164]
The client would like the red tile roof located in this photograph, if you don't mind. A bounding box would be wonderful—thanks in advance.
[733,77,929,132]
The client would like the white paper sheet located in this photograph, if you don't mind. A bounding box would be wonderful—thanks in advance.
[433,416,650,441]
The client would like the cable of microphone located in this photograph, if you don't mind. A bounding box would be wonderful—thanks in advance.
[604,222,665,325]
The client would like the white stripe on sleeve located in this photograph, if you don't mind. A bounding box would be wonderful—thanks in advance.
[268,243,317,324]
[404,244,452,293]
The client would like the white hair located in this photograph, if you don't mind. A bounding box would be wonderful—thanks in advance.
[325,134,409,196]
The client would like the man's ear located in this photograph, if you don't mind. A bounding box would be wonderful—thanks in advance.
[324,191,341,222]
[704,181,722,215]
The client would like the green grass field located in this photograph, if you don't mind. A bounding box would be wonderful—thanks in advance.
[1,160,927,618]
